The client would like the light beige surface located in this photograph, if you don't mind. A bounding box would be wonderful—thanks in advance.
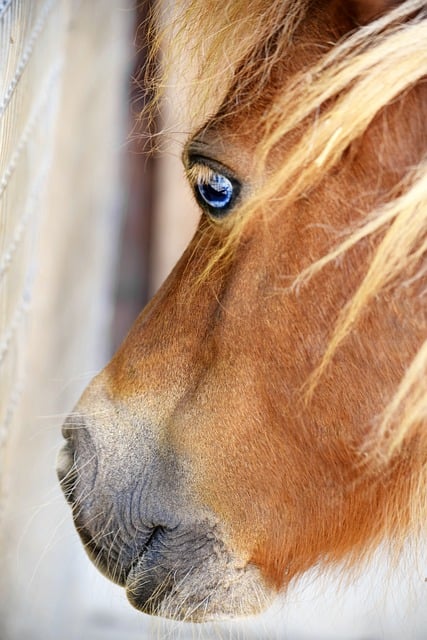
[0,1,134,637]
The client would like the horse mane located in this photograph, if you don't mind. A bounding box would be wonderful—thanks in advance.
[144,0,426,478]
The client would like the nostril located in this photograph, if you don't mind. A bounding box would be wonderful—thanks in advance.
[61,422,72,441]
[62,413,84,441]
[57,441,77,503]
[58,413,96,506]
[58,414,84,503]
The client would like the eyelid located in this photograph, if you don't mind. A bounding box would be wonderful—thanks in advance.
[185,153,238,184]
[186,163,216,187]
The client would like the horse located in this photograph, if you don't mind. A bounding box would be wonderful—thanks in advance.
[57,0,427,623]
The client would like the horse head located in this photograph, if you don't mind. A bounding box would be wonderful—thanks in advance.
[58,0,427,621]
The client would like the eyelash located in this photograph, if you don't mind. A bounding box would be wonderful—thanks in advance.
[187,161,241,219]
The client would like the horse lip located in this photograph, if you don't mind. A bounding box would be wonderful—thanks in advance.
[125,525,162,579]
[126,525,164,580]
[75,519,161,588]
[125,525,182,614]
[76,523,128,586]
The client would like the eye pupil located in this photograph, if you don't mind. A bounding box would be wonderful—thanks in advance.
[197,173,233,212]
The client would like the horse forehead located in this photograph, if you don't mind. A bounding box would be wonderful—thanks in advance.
[191,4,354,166]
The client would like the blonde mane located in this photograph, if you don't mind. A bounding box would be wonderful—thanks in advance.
[145,0,426,467]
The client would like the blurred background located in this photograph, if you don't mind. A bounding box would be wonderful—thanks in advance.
[0,1,200,637]
[0,2,426,639]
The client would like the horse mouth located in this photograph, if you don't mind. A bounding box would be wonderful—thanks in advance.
[125,526,185,616]
[77,521,228,621]
[78,517,271,622]
[124,528,274,622]
[76,520,163,590]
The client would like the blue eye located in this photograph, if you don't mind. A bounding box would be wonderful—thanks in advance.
[196,172,235,216]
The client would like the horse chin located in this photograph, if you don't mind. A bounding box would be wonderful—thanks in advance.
[76,516,273,621]
[125,541,273,622]
[79,518,274,621]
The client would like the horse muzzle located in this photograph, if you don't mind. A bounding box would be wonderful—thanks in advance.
[57,381,273,621]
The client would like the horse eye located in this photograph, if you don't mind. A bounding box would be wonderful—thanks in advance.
[197,172,233,209]
[186,155,241,219]
[195,171,239,218]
